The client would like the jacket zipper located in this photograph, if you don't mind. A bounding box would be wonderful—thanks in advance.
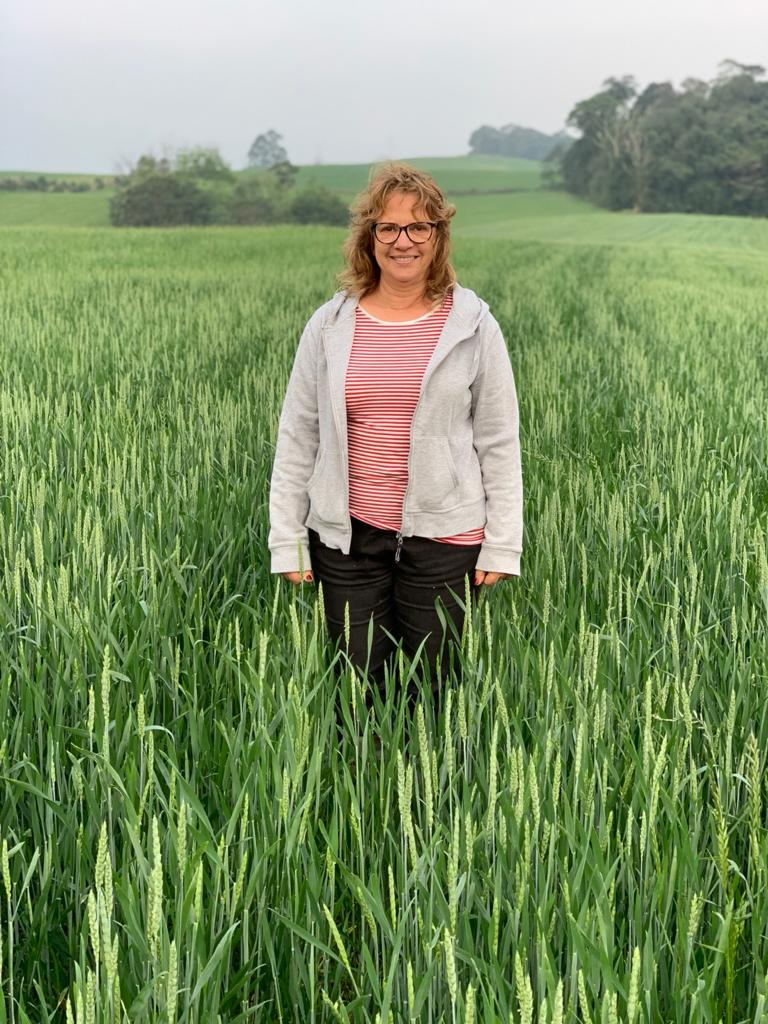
[395,321,477,558]
[396,380,421,563]
[325,343,352,544]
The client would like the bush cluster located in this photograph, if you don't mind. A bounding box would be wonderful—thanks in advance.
[109,148,348,228]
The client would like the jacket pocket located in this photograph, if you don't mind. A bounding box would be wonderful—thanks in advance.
[307,450,344,524]
[411,436,459,510]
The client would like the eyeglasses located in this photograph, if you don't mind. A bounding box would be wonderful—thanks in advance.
[372,221,437,244]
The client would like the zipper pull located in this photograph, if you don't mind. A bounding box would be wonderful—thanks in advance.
[395,532,403,563]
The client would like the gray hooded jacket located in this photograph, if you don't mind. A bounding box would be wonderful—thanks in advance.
[268,282,523,575]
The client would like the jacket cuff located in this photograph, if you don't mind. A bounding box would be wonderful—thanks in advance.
[475,545,521,576]
[270,541,312,575]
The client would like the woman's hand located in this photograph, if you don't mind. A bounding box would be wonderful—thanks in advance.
[282,571,314,585]
[474,570,511,587]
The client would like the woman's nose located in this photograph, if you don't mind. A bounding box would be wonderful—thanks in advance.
[394,230,413,248]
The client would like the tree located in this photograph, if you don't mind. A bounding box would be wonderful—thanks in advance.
[247,130,288,169]
[540,142,568,189]
[562,77,637,209]
[133,154,172,181]
[468,126,503,156]
[681,77,709,98]
[175,147,235,182]
[469,123,571,161]
[269,160,299,189]
[717,59,766,81]
[624,82,675,211]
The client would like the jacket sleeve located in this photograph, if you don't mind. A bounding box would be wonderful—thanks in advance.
[268,313,321,574]
[470,317,523,575]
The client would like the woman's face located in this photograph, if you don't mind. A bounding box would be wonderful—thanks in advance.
[371,191,436,292]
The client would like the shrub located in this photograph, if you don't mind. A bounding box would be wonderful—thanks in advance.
[194,180,236,225]
[109,174,214,226]
[231,175,285,225]
[288,185,348,226]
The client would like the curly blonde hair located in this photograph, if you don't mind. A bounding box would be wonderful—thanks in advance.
[337,162,457,302]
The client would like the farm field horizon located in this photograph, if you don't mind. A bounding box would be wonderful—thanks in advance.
[0,175,766,1021]
[3,154,768,257]
[0,155,542,229]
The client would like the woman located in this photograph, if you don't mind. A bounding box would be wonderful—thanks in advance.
[268,163,523,703]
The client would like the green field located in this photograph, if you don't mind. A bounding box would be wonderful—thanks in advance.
[0,189,112,227]
[453,192,768,251]
[293,155,543,195]
[0,194,767,1022]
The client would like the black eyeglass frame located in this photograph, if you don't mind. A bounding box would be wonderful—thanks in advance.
[371,221,438,244]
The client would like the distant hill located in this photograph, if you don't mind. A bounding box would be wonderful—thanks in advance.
[469,124,573,161]
[294,155,542,197]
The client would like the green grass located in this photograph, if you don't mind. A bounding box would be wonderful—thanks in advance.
[0,224,766,1021]
[0,189,113,227]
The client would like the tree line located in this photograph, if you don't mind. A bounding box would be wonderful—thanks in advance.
[468,123,570,161]
[548,60,768,216]
[0,175,110,192]
[110,132,348,227]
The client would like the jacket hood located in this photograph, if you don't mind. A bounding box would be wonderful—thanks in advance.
[321,282,489,334]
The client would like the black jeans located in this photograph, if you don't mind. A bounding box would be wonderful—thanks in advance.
[308,517,481,708]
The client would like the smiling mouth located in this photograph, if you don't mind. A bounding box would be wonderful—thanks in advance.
[391,255,418,261]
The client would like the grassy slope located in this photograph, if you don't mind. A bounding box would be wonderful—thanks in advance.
[293,154,542,194]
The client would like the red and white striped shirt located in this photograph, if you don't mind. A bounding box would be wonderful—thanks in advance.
[345,289,485,546]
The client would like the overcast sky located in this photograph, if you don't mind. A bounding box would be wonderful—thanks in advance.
[1,0,765,173]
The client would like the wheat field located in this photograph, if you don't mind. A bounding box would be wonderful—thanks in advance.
[0,222,766,1022]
